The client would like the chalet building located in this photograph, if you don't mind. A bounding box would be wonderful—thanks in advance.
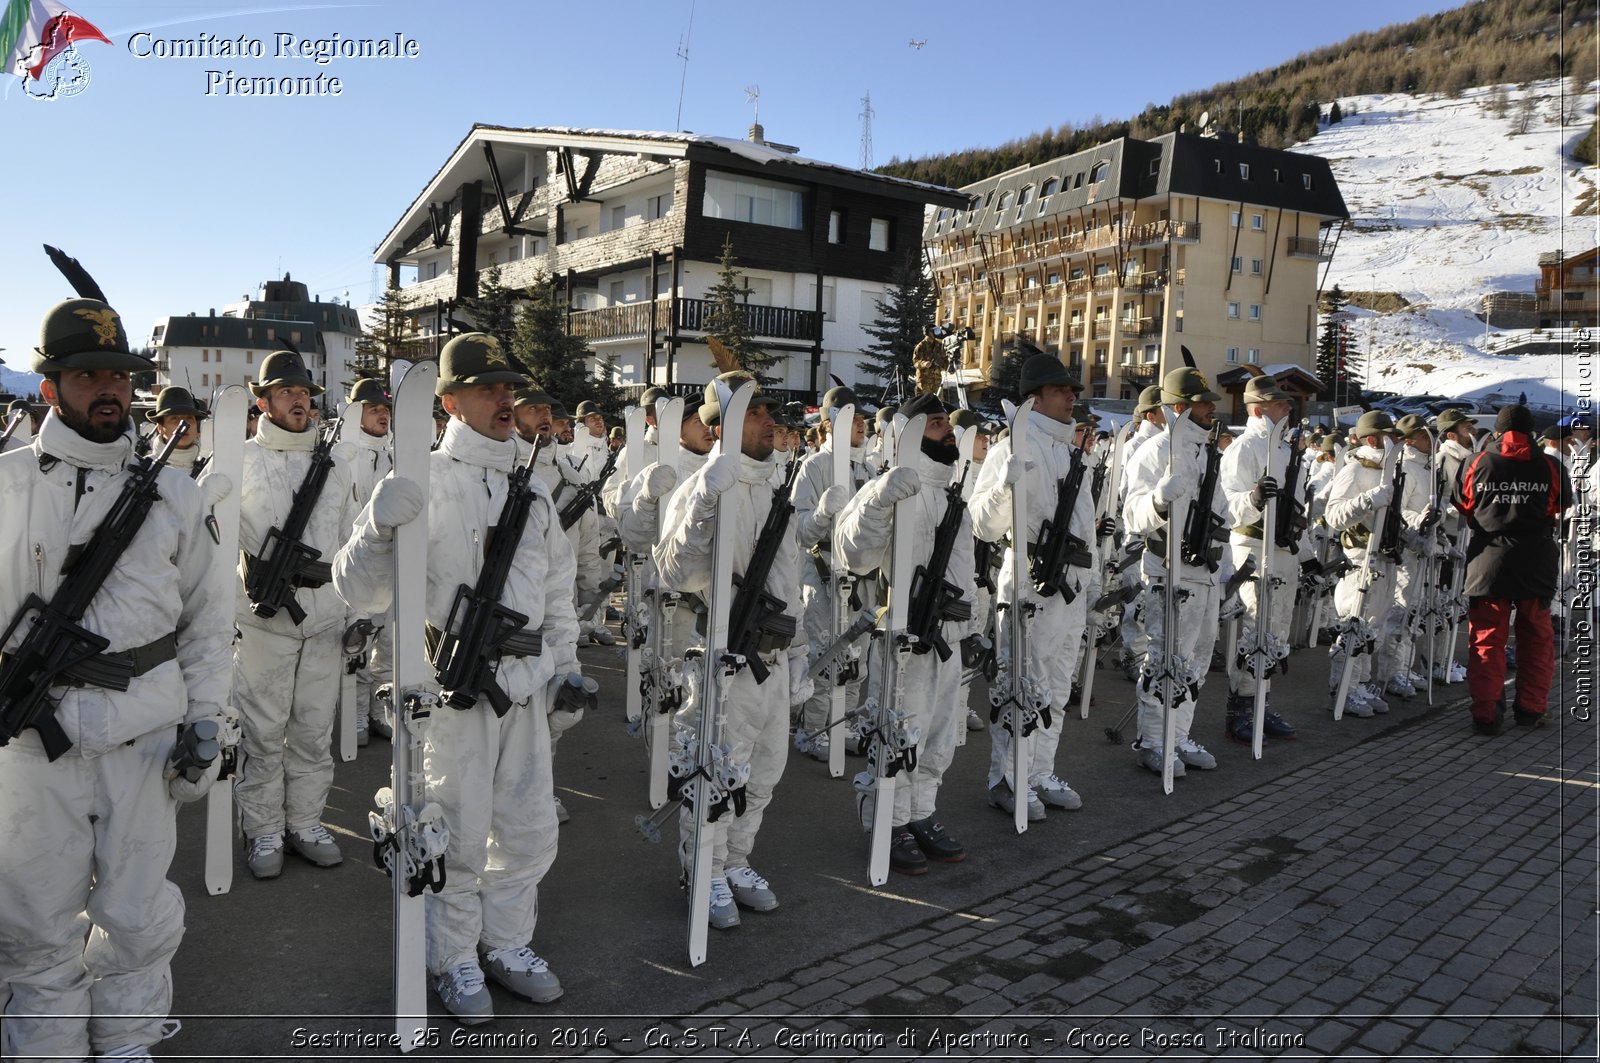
[923,132,1349,400]
[1536,247,1599,327]
[372,124,966,398]
[148,275,363,401]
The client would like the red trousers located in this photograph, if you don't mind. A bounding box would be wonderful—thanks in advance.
[1467,597,1555,722]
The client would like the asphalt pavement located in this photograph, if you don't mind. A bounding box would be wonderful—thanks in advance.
[159,625,1598,1060]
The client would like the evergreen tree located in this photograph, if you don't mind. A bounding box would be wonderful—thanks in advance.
[984,347,1028,406]
[511,273,626,416]
[1328,100,1343,124]
[702,235,781,385]
[353,284,414,382]
[460,265,521,354]
[1315,285,1362,403]
[860,251,937,399]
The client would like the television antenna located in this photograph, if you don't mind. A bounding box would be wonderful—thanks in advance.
[744,84,760,125]
[674,0,696,130]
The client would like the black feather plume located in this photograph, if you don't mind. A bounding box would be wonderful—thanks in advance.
[43,245,108,303]
[276,335,300,355]
[1180,345,1196,369]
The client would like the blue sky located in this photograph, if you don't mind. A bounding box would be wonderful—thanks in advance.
[0,0,1460,384]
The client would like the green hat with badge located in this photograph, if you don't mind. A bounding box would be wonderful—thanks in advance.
[146,385,205,422]
[1019,353,1083,396]
[1435,408,1472,433]
[698,371,782,427]
[33,298,154,374]
[1134,385,1164,415]
[251,349,323,398]
[1395,413,1429,438]
[435,333,527,396]
[1242,374,1291,404]
[574,400,603,419]
[1161,366,1221,405]
[347,377,391,406]
[1353,409,1398,438]
[514,385,555,407]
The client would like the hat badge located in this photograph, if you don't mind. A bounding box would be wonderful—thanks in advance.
[73,306,121,347]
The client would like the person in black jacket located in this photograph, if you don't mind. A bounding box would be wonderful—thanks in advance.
[1455,404,1571,734]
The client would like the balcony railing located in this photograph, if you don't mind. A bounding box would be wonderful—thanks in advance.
[567,300,671,341]
[1286,236,1333,261]
[1121,363,1158,384]
[676,298,821,342]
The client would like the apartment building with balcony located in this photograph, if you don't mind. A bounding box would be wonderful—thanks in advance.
[1536,246,1599,328]
[924,131,1348,401]
[147,274,363,401]
[373,124,966,398]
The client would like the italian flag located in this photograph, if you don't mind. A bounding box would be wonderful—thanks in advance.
[0,0,110,81]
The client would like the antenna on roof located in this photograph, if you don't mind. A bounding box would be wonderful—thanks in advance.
[859,90,874,170]
[744,84,760,125]
[674,0,696,130]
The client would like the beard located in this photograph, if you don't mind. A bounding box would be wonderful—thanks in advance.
[59,395,129,445]
[921,434,959,465]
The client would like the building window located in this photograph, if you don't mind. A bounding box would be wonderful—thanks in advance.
[1227,302,1240,319]
[1226,346,1239,363]
[1239,163,1251,180]
[702,170,804,229]
[1251,214,1264,230]
[1024,276,1039,289]
[202,349,209,362]
[246,350,253,364]
[1041,177,1059,197]
[610,205,628,230]
[1249,304,1261,321]
[1302,174,1313,190]
[1047,272,1060,286]
[1120,345,1134,365]
[1090,161,1109,182]
[828,210,843,244]
[1017,185,1033,208]
[1095,346,1107,364]
[1144,344,1159,363]
[1232,256,1243,273]
[1231,211,1241,228]
[1247,347,1260,364]
[647,191,674,220]
[869,217,892,251]
[1251,258,1263,275]
[1149,159,1160,176]
[201,372,210,386]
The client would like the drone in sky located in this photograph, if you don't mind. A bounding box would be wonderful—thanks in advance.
[908,38,927,49]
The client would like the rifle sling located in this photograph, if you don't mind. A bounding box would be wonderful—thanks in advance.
[242,552,332,589]
[2,631,179,691]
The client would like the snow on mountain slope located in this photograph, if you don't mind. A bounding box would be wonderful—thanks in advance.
[1307,78,1596,411]
[0,365,41,399]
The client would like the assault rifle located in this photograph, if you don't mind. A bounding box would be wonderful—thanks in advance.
[557,447,619,531]
[0,425,189,761]
[0,409,26,452]
[1180,423,1228,571]
[244,418,341,624]
[433,436,548,716]
[725,455,802,685]
[1377,445,1409,561]
[1029,436,1092,600]
[1275,421,1309,553]
[907,464,974,660]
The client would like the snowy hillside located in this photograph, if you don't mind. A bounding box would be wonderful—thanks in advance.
[0,364,41,399]
[1309,78,1596,411]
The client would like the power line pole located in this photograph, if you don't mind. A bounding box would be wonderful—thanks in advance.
[859,91,874,170]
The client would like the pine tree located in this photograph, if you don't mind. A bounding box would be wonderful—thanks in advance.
[984,348,1028,406]
[353,284,414,383]
[1328,100,1343,124]
[460,265,521,354]
[511,273,626,416]
[1315,285,1362,403]
[702,235,781,385]
[860,251,937,400]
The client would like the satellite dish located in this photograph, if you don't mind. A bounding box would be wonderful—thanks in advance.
[1197,110,1211,131]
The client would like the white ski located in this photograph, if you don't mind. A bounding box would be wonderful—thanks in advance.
[1245,419,1288,760]
[337,620,368,763]
[991,398,1040,833]
[1077,421,1130,724]
[1156,408,1193,795]
[645,396,684,810]
[203,384,247,897]
[953,424,979,749]
[864,413,925,884]
[825,403,857,779]
[685,381,754,967]
[622,404,653,737]
[371,361,445,1049]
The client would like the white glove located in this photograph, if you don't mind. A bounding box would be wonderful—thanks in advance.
[639,462,678,503]
[1364,485,1393,510]
[1153,473,1185,507]
[1002,453,1029,486]
[815,484,849,522]
[788,644,814,706]
[201,471,234,509]
[703,453,740,496]
[370,475,425,536]
[877,466,922,504]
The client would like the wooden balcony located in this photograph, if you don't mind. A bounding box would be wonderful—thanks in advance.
[1286,236,1334,261]
[676,298,821,342]
[567,300,671,341]
[1121,363,1158,384]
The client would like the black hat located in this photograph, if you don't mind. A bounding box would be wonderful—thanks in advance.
[822,385,857,415]
[436,333,527,396]
[875,405,897,426]
[251,349,323,397]
[514,385,556,407]
[575,400,603,419]
[33,298,152,374]
[1019,354,1082,396]
[899,392,948,421]
[550,403,572,422]
[1539,423,1572,443]
[146,385,204,422]
[347,377,391,406]
[679,392,705,417]
[1495,404,1535,435]
[777,401,808,428]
